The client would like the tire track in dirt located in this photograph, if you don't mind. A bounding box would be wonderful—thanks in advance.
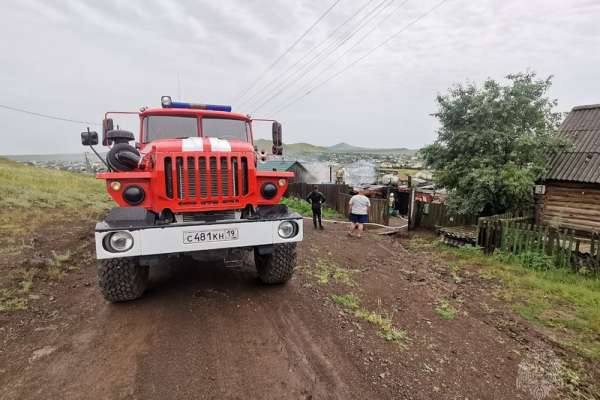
[132,257,375,400]
[1,286,156,400]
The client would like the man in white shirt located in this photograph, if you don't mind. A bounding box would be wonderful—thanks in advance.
[348,190,371,238]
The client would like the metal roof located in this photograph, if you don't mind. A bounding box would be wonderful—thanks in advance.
[257,160,305,172]
[544,104,600,183]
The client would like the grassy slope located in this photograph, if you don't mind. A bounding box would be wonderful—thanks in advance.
[0,158,111,258]
[422,239,600,360]
[0,158,112,311]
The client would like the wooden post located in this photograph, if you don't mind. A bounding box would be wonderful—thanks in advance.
[485,220,493,254]
[408,188,416,230]
[568,229,575,269]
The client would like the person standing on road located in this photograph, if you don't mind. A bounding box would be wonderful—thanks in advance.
[348,189,370,238]
[306,185,326,230]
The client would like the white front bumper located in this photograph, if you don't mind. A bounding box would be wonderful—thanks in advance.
[94,218,303,259]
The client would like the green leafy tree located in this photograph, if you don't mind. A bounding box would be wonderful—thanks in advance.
[422,72,566,215]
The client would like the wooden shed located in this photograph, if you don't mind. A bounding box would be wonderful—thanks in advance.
[257,160,312,183]
[537,104,600,232]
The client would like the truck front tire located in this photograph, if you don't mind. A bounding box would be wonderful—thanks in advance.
[98,257,149,302]
[254,243,297,284]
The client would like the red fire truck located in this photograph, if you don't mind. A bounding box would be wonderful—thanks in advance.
[81,96,303,302]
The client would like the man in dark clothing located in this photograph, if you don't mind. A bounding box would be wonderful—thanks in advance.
[306,186,326,229]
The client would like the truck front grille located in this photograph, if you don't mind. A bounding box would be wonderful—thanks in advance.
[163,155,248,203]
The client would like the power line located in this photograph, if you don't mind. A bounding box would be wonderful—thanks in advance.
[236,0,374,110]
[232,0,342,105]
[271,0,450,116]
[268,0,412,115]
[253,0,408,114]
[247,0,396,113]
[0,104,100,126]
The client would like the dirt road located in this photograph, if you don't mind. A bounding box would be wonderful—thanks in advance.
[0,220,594,399]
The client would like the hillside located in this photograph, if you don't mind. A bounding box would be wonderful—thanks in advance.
[254,138,419,156]
[327,142,365,151]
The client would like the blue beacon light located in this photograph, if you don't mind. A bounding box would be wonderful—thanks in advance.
[160,96,232,112]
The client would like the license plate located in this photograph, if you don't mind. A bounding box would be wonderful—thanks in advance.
[183,228,239,244]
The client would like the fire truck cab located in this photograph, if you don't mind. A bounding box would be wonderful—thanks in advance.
[81,96,303,302]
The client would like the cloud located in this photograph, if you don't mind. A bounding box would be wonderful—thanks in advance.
[1,0,599,154]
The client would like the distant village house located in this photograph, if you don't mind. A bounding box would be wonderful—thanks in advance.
[257,160,312,183]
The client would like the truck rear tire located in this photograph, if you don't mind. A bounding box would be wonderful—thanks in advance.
[98,257,149,302]
[254,243,297,284]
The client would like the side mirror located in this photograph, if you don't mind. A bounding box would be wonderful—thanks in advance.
[102,118,114,146]
[81,130,99,146]
[272,121,282,155]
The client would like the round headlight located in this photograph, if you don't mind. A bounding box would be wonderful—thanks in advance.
[278,178,286,187]
[110,181,122,191]
[123,185,145,205]
[261,182,278,199]
[107,231,134,252]
[278,221,297,239]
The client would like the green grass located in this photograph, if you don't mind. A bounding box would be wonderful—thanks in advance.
[329,292,409,347]
[0,158,111,311]
[309,259,356,286]
[47,250,72,280]
[435,299,459,320]
[430,240,600,359]
[0,158,111,210]
[330,293,360,309]
[280,196,343,219]
[0,289,28,312]
[0,158,111,255]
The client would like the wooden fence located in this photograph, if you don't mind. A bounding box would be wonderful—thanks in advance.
[286,182,390,225]
[414,201,478,229]
[478,216,600,275]
[336,193,390,226]
[286,183,350,203]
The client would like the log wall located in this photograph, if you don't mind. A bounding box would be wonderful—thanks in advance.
[541,182,600,231]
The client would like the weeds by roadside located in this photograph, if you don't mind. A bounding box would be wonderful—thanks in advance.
[424,239,600,360]
[304,256,409,347]
[435,299,459,320]
[309,259,356,286]
[280,196,343,219]
[330,293,409,347]
[0,289,28,312]
[47,250,72,280]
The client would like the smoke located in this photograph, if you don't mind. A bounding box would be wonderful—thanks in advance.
[344,160,377,186]
[303,160,377,186]
[304,162,332,183]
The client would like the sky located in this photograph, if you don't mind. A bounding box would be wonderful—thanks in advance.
[1,0,599,155]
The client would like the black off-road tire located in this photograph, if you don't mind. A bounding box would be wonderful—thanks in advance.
[98,257,149,302]
[254,243,297,284]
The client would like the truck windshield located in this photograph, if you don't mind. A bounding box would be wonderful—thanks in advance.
[144,116,198,142]
[202,118,248,141]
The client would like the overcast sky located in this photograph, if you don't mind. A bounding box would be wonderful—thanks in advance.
[1,0,599,155]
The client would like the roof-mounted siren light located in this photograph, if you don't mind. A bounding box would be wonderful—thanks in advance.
[161,95,172,108]
[160,95,232,112]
